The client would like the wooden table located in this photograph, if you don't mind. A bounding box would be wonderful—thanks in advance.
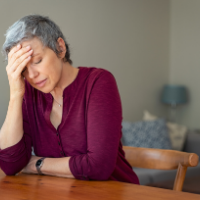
[0,169,200,200]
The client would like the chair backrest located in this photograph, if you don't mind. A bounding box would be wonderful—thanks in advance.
[123,146,199,191]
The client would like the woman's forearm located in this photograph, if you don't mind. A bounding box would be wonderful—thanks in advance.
[23,156,74,178]
[0,97,24,149]
[41,157,74,178]
[0,44,32,150]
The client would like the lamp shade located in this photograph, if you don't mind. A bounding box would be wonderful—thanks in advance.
[161,85,188,106]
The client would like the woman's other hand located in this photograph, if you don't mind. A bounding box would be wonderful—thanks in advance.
[6,44,33,99]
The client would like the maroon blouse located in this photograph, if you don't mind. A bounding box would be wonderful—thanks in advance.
[0,67,139,184]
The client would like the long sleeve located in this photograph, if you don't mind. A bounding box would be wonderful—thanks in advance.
[0,99,32,175]
[69,70,122,180]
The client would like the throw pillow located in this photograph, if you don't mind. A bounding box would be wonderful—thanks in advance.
[166,122,187,151]
[143,110,158,121]
[121,119,171,149]
[143,110,187,151]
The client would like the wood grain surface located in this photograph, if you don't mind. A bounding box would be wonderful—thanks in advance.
[123,146,199,170]
[0,169,200,200]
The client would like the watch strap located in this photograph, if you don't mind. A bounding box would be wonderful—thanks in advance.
[36,157,46,175]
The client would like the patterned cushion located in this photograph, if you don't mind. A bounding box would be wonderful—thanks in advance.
[143,110,187,151]
[121,119,172,149]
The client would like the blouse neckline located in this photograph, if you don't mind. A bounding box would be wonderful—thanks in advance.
[42,66,82,101]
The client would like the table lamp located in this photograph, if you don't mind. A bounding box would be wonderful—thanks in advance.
[161,85,188,122]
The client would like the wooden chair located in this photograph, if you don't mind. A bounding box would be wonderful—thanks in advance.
[123,146,199,191]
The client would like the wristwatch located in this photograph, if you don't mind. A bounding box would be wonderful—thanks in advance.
[35,157,46,175]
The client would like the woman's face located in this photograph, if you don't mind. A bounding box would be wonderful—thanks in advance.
[21,37,64,93]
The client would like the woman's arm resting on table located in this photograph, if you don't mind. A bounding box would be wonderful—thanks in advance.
[22,155,74,178]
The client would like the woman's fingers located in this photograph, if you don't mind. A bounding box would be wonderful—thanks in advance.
[8,49,33,73]
[6,45,21,71]
[8,44,21,60]
[6,44,32,99]
[13,56,31,78]
[8,45,31,68]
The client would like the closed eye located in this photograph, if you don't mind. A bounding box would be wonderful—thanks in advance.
[35,60,42,64]
[22,67,27,74]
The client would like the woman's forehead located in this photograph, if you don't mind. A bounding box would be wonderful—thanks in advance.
[21,37,42,48]
[21,38,45,55]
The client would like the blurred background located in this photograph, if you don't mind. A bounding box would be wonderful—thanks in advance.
[1,0,200,193]
[0,0,199,129]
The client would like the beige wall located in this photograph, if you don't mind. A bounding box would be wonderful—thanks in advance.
[0,0,170,127]
[169,0,200,129]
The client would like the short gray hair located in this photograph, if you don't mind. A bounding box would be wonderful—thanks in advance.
[2,15,72,64]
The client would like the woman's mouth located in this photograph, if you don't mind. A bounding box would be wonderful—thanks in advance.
[35,79,47,88]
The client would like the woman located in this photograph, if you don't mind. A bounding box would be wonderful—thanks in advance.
[0,15,139,184]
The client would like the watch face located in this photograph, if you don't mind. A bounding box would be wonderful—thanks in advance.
[36,160,42,167]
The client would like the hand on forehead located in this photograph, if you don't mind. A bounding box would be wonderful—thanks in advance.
[20,38,44,57]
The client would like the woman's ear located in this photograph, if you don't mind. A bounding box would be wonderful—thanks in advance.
[57,37,66,59]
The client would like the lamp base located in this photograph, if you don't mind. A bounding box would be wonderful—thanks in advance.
[168,105,177,122]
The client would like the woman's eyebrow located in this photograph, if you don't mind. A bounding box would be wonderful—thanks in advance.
[31,53,40,57]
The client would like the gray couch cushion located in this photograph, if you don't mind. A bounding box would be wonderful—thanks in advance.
[133,168,176,185]
[183,131,200,157]
[133,168,155,185]
[185,163,200,177]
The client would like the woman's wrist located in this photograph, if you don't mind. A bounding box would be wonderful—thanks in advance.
[10,94,24,102]
[35,157,46,174]
[22,156,74,178]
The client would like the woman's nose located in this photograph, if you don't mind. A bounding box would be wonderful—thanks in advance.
[27,66,38,79]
